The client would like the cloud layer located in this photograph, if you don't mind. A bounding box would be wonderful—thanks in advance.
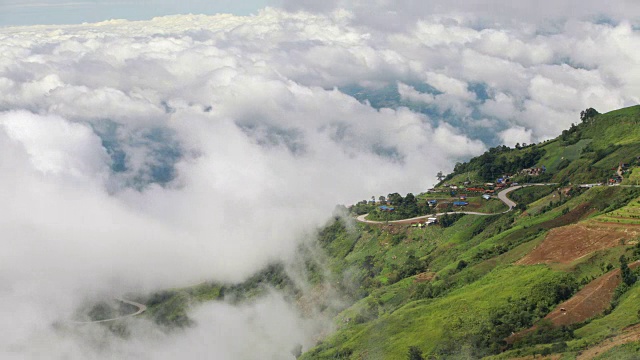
[1,4,639,359]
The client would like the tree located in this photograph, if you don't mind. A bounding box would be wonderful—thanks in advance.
[407,346,425,360]
[363,255,376,277]
[456,259,468,272]
[399,252,424,279]
[580,107,599,122]
[620,255,636,286]
[403,193,418,217]
[387,193,403,206]
[379,195,386,204]
[436,171,445,182]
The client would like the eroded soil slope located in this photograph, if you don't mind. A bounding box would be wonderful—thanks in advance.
[517,224,632,265]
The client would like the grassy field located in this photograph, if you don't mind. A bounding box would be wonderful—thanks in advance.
[583,106,640,148]
[302,265,564,359]
[538,138,592,173]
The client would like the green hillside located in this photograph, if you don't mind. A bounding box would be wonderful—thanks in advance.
[299,106,640,359]
[444,105,640,186]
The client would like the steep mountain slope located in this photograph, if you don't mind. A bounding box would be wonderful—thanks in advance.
[301,106,640,359]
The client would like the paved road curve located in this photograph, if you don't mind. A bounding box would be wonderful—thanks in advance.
[356,183,557,225]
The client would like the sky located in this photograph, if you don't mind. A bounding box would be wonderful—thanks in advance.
[1,1,640,359]
[0,0,274,26]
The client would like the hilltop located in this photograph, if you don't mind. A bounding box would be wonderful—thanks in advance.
[444,106,640,187]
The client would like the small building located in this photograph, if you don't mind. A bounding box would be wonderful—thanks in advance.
[453,201,469,206]
[459,195,467,200]
[426,217,438,225]
[428,200,438,206]
[379,205,395,211]
[482,194,491,200]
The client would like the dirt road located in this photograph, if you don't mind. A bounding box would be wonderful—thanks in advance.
[69,297,147,324]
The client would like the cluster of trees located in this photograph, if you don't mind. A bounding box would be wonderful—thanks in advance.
[368,192,431,221]
[610,255,639,311]
[515,320,574,349]
[145,290,193,328]
[439,213,465,227]
[407,346,425,360]
[560,122,581,145]
[472,244,509,262]
[477,148,546,181]
[443,108,602,185]
[450,144,546,182]
[580,107,600,122]
[560,108,599,145]
[349,200,376,215]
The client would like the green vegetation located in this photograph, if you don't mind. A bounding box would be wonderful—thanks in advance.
[140,263,299,328]
[365,192,431,221]
[298,106,640,359]
[449,144,545,182]
[444,105,640,186]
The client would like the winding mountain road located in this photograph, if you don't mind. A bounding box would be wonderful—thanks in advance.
[356,183,557,225]
[69,297,147,325]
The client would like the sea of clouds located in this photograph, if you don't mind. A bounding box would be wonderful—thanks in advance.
[1,3,639,359]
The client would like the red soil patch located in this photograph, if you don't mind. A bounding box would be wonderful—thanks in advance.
[517,224,630,265]
[544,268,626,327]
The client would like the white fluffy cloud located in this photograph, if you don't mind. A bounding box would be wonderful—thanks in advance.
[1,4,639,359]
